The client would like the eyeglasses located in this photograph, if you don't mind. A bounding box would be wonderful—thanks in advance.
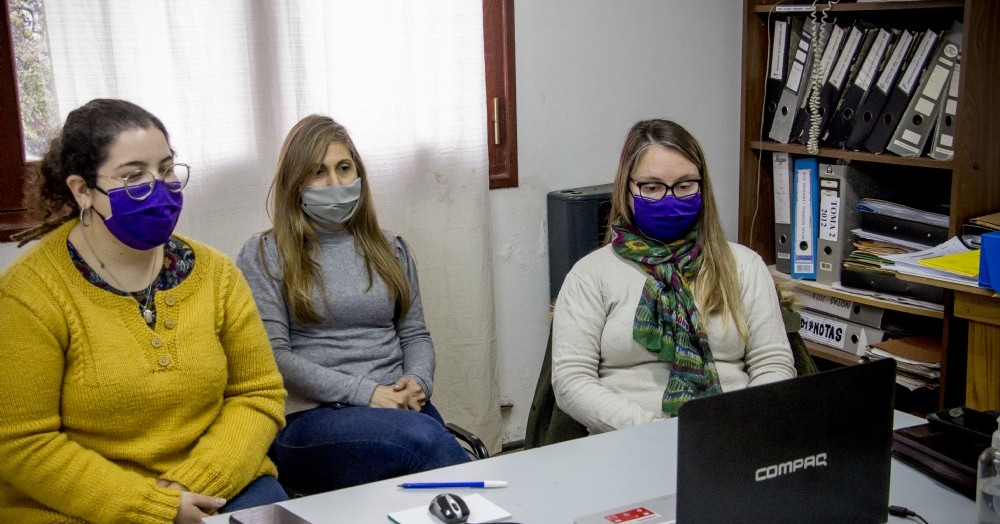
[630,179,701,202]
[96,163,191,201]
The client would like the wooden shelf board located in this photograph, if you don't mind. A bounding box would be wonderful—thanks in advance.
[754,1,963,14]
[749,141,953,170]
[803,339,862,366]
[770,267,945,319]
[896,272,1000,298]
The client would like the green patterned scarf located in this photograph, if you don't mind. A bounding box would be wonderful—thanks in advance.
[610,218,723,416]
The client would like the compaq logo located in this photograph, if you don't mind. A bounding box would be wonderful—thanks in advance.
[754,453,828,482]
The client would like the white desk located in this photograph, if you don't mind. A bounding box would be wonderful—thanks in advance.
[205,411,974,523]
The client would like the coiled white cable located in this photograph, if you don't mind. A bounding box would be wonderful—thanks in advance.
[806,1,838,154]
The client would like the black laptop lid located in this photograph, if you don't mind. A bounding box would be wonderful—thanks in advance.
[676,358,896,524]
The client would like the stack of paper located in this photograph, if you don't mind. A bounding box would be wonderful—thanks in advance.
[830,282,944,311]
[881,237,978,286]
[844,239,915,272]
[919,248,980,278]
[865,336,941,391]
[858,199,950,228]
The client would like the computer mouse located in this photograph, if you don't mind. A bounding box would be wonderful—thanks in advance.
[428,492,470,524]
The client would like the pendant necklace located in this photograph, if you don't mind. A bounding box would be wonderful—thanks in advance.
[80,228,160,324]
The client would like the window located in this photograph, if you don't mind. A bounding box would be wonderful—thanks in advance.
[1,0,57,241]
[483,0,518,189]
[0,1,519,241]
[0,0,32,241]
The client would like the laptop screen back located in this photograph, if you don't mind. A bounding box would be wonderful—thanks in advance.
[676,358,896,524]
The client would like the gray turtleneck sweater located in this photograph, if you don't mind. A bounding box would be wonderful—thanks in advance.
[236,229,434,415]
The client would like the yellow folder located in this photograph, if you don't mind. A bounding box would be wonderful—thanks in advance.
[918,249,980,278]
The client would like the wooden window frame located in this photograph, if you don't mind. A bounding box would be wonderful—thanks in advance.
[0,2,519,244]
[483,0,518,189]
[0,0,35,242]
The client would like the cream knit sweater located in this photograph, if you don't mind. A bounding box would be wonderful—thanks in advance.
[552,242,795,434]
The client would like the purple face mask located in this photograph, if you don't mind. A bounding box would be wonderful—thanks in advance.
[632,194,702,243]
[94,181,183,250]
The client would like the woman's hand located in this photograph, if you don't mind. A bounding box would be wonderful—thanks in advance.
[162,480,226,524]
[173,491,226,524]
[370,385,412,409]
[392,376,427,411]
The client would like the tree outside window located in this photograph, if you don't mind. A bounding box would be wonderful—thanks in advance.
[9,0,59,159]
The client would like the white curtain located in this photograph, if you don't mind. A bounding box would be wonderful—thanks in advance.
[43,0,502,451]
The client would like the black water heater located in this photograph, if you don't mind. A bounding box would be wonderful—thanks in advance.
[546,183,613,301]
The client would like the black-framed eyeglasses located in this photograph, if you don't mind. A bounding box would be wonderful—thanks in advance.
[630,179,701,202]
[96,163,191,201]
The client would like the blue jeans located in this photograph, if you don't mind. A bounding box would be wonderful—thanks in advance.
[218,475,288,513]
[270,402,471,494]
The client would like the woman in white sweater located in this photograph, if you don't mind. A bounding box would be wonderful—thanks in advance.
[552,119,795,434]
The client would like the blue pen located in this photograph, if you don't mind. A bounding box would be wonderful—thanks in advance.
[397,480,508,489]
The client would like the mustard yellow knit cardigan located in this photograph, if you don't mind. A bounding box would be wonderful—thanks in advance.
[0,220,286,523]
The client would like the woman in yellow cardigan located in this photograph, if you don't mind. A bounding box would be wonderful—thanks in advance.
[0,99,287,523]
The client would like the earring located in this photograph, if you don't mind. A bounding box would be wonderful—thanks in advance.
[79,205,92,227]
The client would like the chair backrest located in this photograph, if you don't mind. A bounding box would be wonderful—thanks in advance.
[524,325,587,449]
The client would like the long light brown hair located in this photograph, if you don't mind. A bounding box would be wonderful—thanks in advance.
[606,119,747,341]
[261,115,410,324]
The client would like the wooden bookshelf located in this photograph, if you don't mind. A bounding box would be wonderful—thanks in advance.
[772,267,946,318]
[753,1,964,14]
[738,0,1000,410]
[803,339,863,367]
[749,140,953,170]
[896,272,1000,298]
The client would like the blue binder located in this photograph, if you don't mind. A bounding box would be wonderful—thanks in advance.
[791,157,819,280]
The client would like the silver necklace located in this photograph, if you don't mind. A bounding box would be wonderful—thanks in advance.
[79,227,160,324]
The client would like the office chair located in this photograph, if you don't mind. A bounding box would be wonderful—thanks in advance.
[446,423,490,460]
[524,281,816,450]
[524,324,588,450]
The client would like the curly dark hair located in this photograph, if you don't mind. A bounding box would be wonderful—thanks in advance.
[14,99,171,245]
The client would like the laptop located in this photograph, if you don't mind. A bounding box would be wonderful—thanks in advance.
[575,358,897,524]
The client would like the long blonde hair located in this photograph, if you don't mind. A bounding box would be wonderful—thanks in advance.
[606,119,747,341]
[261,115,410,324]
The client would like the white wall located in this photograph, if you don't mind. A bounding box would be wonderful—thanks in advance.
[491,0,743,443]
[0,0,745,445]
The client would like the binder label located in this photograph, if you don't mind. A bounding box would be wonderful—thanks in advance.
[876,30,914,94]
[915,97,936,117]
[817,25,845,86]
[922,64,951,104]
[787,33,811,94]
[819,182,841,242]
[799,310,847,348]
[855,29,892,90]
[793,167,816,275]
[900,30,938,94]
[829,27,863,90]
[773,153,791,224]
[798,291,852,318]
[771,20,788,80]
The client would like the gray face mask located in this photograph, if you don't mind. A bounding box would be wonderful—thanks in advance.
[300,178,362,227]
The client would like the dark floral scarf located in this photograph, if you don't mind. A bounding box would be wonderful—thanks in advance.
[610,218,722,416]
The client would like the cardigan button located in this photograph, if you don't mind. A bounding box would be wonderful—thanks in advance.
[164,318,176,330]
[158,355,171,367]
[151,337,163,348]
[164,295,177,306]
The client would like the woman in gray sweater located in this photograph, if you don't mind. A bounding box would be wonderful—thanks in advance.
[237,115,468,495]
